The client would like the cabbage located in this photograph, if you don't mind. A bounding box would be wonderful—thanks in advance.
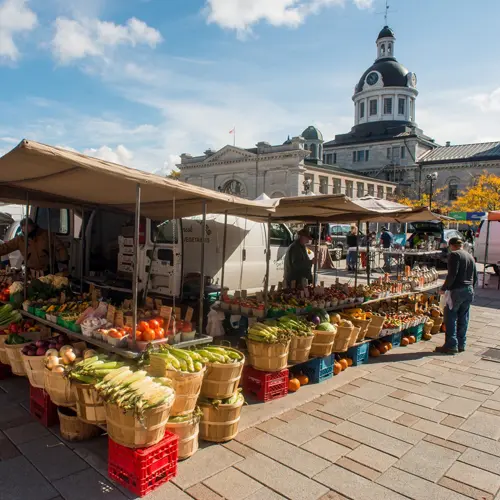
[317,322,336,332]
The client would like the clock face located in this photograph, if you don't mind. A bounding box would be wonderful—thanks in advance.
[222,179,246,197]
[408,72,417,87]
[366,72,379,86]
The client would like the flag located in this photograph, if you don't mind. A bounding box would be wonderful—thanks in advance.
[229,127,235,134]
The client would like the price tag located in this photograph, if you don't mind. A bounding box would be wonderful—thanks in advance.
[270,284,276,293]
[91,287,98,308]
[304,288,310,298]
[154,298,163,310]
[234,290,241,298]
[125,315,133,327]
[60,291,66,304]
[255,291,263,302]
[291,280,296,289]
[241,290,247,299]
[320,281,325,287]
[122,299,132,309]
[115,310,124,327]
[106,304,116,324]
[174,307,181,320]
[146,297,154,309]
[185,307,194,323]
[278,282,283,290]
[160,306,172,331]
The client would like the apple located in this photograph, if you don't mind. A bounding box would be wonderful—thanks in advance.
[36,347,47,356]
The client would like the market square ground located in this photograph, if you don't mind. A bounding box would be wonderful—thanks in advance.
[2,282,500,500]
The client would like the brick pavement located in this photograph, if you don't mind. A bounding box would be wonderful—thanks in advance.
[1,285,500,499]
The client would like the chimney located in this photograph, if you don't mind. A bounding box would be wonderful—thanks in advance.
[446,141,451,147]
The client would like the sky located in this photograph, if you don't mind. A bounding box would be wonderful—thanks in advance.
[1,0,500,174]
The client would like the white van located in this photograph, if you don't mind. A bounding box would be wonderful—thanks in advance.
[29,207,293,297]
[475,214,500,274]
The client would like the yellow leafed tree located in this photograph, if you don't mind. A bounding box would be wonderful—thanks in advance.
[452,173,500,212]
[395,187,447,211]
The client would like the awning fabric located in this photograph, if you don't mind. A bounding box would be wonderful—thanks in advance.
[0,140,276,220]
[487,212,500,222]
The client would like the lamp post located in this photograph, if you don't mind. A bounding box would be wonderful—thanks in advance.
[302,178,311,195]
[426,172,438,211]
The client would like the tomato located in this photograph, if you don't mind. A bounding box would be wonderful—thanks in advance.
[155,317,164,327]
[134,330,143,341]
[138,321,149,332]
[148,319,160,330]
[155,328,165,339]
[142,328,155,341]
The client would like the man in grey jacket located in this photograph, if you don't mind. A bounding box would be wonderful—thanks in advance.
[284,228,313,287]
[435,237,477,354]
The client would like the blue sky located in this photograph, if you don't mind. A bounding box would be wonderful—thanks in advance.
[1,0,499,173]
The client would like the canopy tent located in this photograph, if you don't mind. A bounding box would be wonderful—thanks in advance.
[0,212,14,225]
[487,211,500,222]
[0,140,276,220]
[254,193,271,201]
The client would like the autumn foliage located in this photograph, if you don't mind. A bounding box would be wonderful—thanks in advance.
[451,173,500,212]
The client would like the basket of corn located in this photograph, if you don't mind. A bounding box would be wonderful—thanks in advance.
[166,409,201,460]
[275,315,314,363]
[148,346,205,416]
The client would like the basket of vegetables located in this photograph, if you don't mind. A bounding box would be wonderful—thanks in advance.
[330,316,355,353]
[0,306,24,365]
[191,346,245,400]
[166,409,201,460]
[310,322,337,358]
[148,346,206,416]
[277,316,314,363]
[246,321,291,372]
[198,390,244,443]
[5,333,30,376]
[95,367,175,448]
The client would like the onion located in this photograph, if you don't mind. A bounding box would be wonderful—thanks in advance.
[52,365,65,374]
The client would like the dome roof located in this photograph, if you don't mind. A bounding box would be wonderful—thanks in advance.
[377,25,395,40]
[301,126,323,141]
[355,58,409,94]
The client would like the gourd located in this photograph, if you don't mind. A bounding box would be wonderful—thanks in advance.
[297,374,309,386]
[333,361,342,375]
[401,337,409,346]
[369,347,380,357]
[339,359,348,371]
[288,378,300,392]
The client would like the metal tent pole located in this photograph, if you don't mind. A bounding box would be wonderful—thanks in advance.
[199,201,207,334]
[313,222,320,287]
[80,207,85,294]
[23,194,29,300]
[132,184,141,345]
[366,221,371,285]
[354,219,361,289]
[220,210,228,298]
[483,220,491,289]
[47,210,53,275]
[264,214,271,313]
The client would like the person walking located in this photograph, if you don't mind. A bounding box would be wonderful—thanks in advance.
[380,226,394,272]
[435,237,478,354]
[346,225,359,272]
[284,228,313,287]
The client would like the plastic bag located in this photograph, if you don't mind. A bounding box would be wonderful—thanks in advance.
[206,308,225,337]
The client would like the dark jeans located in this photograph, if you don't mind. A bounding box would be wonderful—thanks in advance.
[445,286,474,350]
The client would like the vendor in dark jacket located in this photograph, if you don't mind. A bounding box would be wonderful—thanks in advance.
[284,228,313,287]
[435,237,477,355]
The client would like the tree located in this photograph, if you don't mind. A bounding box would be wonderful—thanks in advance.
[395,186,446,211]
[451,173,500,212]
[168,170,181,180]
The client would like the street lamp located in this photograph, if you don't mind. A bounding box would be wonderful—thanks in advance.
[302,178,311,195]
[426,172,438,211]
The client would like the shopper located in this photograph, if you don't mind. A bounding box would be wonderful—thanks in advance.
[284,228,313,287]
[380,226,394,272]
[435,237,477,354]
[346,225,359,272]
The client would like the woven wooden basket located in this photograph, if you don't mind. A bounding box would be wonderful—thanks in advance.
[288,335,314,363]
[199,397,244,443]
[5,342,30,376]
[44,369,77,407]
[332,325,354,353]
[74,382,106,425]
[424,321,433,335]
[0,335,9,365]
[57,407,101,442]
[164,367,206,417]
[246,339,290,372]
[365,324,382,340]
[21,354,45,388]
[165,416,199,460]
[368,315,385,328]
[201,350,245,399]
[348,327,361,348]
[104,400,173,449]
[310,330,337,358]
[341,315,372,340]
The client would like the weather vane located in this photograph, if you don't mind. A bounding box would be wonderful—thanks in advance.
[377,0,396,26]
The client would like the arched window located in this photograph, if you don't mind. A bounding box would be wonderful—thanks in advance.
[388,42,392,55]
[448,179,459,201]
[381,44,386,56]
[310,144,318,158]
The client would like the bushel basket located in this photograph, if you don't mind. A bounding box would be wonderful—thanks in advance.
[431,317,443,334]
[44,369,77,407]
[57,407,101,442]
[5,342,30,376]
[166,416,199,460]
[246,339,290,372]
[104,400,173,449]
[341,315,372,342]
[201,349,245,399]
[288,335,313,363]
[310,330,337,358]
[332,324,354,353]
[0,335,9,365]
[199,397,244,443]
[73,382,106,425]
[21,354,45,388]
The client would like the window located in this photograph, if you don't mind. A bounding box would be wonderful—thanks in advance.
[365,150,370,162]
[270,223,292,247]
[346,181,354,198]
[401,146,406,159]
[410,99,414,120]
[310,144,317,158]
[369,99,378,116]
[448,182,458,201]
[386,187,393,199]
[367,184,375,196]
[381,43,385,56]
[333,178,341,194]
[151,220,178,244]
[388,42,392,55]
[357,150,365,162]
[359,102,365,119]
[352,151,356,163]
[319,176,328,194]
[333,153,337,164]
[304,174,314,193]
[325,153,333,164]
[387,147,391,159]
[35,208,70,235]
[357,182,364,198]
[398,97,405,115]
[377,185,384,198]
[383,97,393,114]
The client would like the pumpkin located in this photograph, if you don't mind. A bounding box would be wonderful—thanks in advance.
[401,337,409,346]
[330,313,341,325]
[369,347,380,357]
[423,333,432,341]
[339,359,348,371]
[297,374,309,386]
[387,342,393,350]
[333,361,342,375]
[288,378,300,392]
[346,358,353,367]
[378,344,387,354]
[408,335,416,344]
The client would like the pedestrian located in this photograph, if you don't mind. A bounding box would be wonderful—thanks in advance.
[346,225,358,272]
[284,228,313,287]
[380,226,394,272]
[435,237,478,354]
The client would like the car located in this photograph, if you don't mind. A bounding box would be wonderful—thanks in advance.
[304,223,356,261]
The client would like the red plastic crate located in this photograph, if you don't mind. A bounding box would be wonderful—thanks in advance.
[243,366,289,402]
[0,362,11,380]
[30,397,59,427]
[30,385,50,406]
[108,432,179,497]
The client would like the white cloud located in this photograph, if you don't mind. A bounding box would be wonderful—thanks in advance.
[468,87,500,113]
[203,0,371,38]
[83,144,134,165]
[51,16,162,63]
[0,0,37,61]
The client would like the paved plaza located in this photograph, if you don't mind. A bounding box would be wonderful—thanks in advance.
[2,283,500,500]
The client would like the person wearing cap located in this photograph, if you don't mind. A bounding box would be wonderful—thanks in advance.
[380,226,394,272]
[435,237,477,355]
[284,228,313,286]
[0,218,69,273]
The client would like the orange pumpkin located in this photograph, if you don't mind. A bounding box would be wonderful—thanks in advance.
[333,361,342,375]
[388,343,393,350]
[369,347,380,357]
[297,374,309,386]
[401,337,409,346]
[288,378,300,392]
[339,359,348,371]
[408,335,416,344]
[346,358,353,367]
